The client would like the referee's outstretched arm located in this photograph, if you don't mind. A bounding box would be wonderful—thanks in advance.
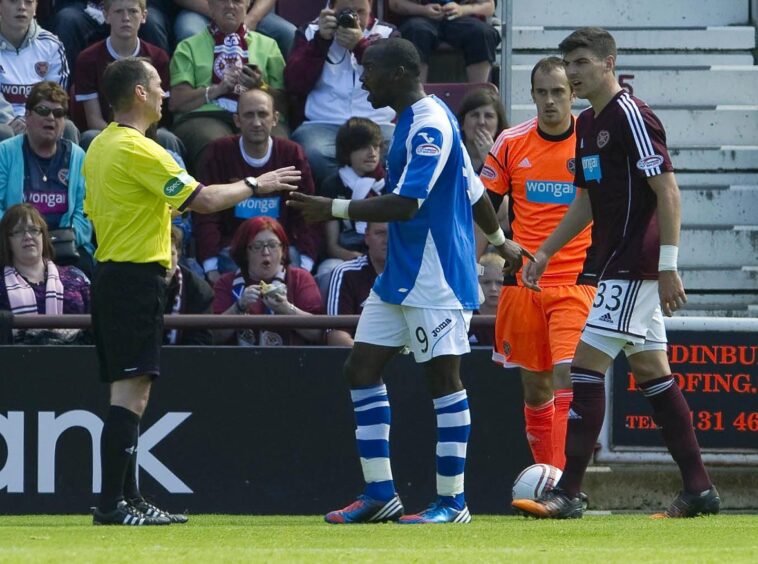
[189,166,302,214]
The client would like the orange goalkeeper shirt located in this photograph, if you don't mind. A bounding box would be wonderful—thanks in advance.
[481,116,594,286]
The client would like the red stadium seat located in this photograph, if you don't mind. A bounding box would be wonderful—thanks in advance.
[423,82,498,114]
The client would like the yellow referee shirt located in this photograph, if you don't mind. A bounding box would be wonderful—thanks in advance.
[83,123,200,269]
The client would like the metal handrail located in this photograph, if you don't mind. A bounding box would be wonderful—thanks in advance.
[9,314,497,330]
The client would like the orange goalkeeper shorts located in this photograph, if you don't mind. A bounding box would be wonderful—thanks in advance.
[493,284,595,373]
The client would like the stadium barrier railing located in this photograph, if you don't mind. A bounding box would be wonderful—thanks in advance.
[8,314,496,330]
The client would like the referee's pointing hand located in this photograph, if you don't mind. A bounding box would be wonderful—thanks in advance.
[256,166,302,195]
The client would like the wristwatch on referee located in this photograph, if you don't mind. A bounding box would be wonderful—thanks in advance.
[244,176,259,197]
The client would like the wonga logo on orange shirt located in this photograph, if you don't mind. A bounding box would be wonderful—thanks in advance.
[525,180,575,204]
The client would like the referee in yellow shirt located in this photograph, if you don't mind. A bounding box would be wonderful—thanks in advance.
[83,57,301,526]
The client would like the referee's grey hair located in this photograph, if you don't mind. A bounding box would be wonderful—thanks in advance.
[102,57,153,113]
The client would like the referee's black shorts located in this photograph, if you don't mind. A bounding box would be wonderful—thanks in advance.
[92,261,167,383]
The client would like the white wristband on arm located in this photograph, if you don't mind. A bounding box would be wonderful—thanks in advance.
[331,199,351,219]
[485,227,506,247]
[658,245,679,271]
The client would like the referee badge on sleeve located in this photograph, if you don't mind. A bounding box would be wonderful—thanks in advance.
[163,177,184,196]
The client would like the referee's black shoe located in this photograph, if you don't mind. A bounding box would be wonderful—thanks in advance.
[129,497,189,524]
[93,500,170,525]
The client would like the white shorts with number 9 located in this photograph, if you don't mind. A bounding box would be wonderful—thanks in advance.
[354,291,473,363]
[581,279,667,358]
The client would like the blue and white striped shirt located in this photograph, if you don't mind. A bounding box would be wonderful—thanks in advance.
[373,96,483,310]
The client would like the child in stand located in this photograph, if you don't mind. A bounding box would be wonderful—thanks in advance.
[317,117,386,280]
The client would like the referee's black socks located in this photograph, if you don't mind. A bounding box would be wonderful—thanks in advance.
[99,405,140,513]
[123,429,141,503]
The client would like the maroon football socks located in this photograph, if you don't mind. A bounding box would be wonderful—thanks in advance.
[639,375,712,494]
[558,367,606,497]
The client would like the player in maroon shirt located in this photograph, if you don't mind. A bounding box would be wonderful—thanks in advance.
[513,27,719,520]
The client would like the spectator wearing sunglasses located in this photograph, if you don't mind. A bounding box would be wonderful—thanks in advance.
[0,0,80,143]
[0,81,95,275]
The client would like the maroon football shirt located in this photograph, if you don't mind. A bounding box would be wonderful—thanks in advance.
[74,38,170,123]
[574,90,674,280]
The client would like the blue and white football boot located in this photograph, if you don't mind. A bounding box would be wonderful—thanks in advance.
[397,499,471,524]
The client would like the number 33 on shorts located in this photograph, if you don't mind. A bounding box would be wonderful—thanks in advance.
[585,279,663,341]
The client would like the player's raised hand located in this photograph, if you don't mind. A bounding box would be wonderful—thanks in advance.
[495,240,535,276]
[658,270,687,316]
[286,192,334,222]
[521,249,549,292]
[256,166,302,194]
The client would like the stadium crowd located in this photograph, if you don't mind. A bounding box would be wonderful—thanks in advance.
[0,0,719,525]
[0,0,503,345]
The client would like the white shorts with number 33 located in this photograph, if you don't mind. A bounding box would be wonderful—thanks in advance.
[581,279,667,358]
[354,291,473,363]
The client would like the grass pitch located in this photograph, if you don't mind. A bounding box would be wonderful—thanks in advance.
[1,514,757,563]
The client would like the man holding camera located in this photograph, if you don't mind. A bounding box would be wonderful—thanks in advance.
[284,0,397,187]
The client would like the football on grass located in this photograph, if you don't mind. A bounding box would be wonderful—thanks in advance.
[512,463,562,501]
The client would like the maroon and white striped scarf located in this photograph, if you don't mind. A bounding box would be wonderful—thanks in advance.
[4,261,64,315]
[209,22,249,113]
